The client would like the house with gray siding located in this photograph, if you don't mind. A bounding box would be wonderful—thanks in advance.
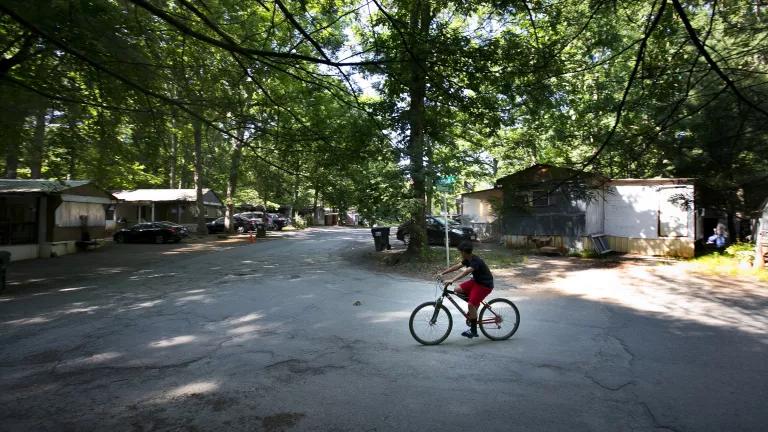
[0,179,116,261]
[113,189,224,232]
[494,165,697,257]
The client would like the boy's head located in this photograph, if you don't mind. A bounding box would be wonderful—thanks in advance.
[457,241,473,259]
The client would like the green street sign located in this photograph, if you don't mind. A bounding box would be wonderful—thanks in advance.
[435,176,455,192]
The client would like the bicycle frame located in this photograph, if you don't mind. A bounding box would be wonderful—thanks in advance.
[431,285,502,327]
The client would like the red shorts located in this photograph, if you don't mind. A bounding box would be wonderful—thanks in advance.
[458,280,492,306]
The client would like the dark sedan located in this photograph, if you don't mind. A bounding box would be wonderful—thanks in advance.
[158,221,190,237]
[113,222,185,244]
[206,216,255,234]
[266,213,288,230]
[234,212,267,230]
[396,216,476,246]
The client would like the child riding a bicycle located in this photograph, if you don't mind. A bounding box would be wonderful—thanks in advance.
[437,241,494,338]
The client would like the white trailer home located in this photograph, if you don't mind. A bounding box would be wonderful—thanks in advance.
[494,165,698,257]
[587,179,696,257]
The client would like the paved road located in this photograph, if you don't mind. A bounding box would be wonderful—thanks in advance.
[1,228,765,431]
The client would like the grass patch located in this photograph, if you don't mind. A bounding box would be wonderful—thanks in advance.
[377,245,527,278]
[471,247,529,269]
[690,252,768,282]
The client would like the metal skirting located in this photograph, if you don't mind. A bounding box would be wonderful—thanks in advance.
[503,234,695,258]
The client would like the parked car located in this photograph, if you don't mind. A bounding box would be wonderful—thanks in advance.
[396,216,476,246]
[234,212,267,230]
[266,213,288,230]
[113,222,185,244]
[206,216,256,234]
[157,221,190,237]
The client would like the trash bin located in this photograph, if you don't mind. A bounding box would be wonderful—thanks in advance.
[371,227,391,252]
[0,251,10,292]
[256,224,267,238]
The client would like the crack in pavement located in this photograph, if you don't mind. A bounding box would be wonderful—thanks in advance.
[583,372,635,391]
[640,401,685,432]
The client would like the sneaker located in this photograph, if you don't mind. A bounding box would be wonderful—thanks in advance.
[461,329,478,338]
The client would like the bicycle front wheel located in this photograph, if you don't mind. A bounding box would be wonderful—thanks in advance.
[409,301,453,345]
[479,298,520,340]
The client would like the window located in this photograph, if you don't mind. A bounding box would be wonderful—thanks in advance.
[511,193,530,208]
[511,191,549,208]
[531,190,550,207]
[0,196,39,245]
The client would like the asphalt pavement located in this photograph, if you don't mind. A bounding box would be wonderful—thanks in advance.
[0,227,765,431]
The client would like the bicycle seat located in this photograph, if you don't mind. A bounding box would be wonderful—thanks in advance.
[456,292,468,301]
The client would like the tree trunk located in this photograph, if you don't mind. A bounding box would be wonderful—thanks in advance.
[181,129,193,188]
[1,107,25,179]
[426,187,433,217]
[169,118,178,188]
[4,135,19,179]
[291,164,301,218]
[30,107,46,179]
[425,140,433,216]
[405,0,431,254]
[224,129,245,233]
[224,146,242,233]
[96,111,112,186]
[66,118,78,179]
[193,118,206,234]
[726,208,736,244]
[313,186,320,226]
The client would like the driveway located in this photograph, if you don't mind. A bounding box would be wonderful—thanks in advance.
[0,227,766,431]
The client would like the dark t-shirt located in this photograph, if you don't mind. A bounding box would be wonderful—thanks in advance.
[462,255,494,289]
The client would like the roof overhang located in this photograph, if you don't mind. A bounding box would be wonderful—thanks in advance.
[461,188,503,200]
[607,178,695,186]
[61,194,116,204]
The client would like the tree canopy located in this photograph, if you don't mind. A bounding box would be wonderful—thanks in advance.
[1,0,766,248]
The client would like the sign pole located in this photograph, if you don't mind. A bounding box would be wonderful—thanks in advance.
[435,175,455,267]
[444,193,450,266]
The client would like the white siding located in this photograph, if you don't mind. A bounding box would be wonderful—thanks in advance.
[55,202,105,227]
[603,184,694,239]
[604,185,659,239]
[462,197,496,223]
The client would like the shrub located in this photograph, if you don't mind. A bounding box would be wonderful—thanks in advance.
[292,214,307,230]
[725,242,755,263]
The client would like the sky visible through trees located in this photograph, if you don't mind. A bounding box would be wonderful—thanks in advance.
[1,0,766,250]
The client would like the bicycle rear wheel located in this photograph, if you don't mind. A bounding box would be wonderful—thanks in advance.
[409,301,453,345]
[479,298,520,340]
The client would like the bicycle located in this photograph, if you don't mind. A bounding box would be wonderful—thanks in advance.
[408,277,520,345]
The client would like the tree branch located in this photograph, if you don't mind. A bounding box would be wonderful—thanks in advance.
[578,0,668,171]
[671,0,768,118]
[2,75,157,112]
[522,1,540,48]
[0,4,308,178]
[127,0,386,68]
